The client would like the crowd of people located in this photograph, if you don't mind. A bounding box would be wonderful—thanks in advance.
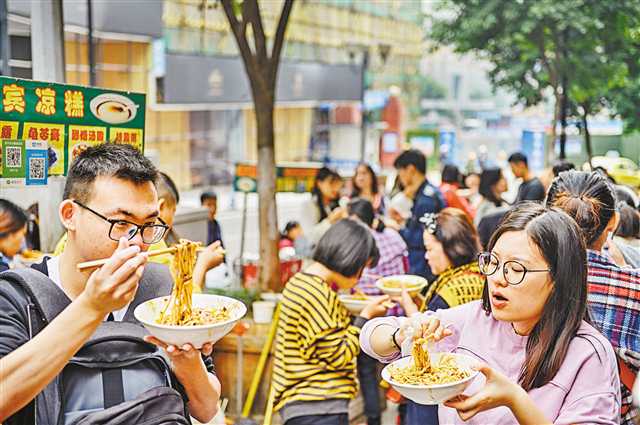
[276,149,640,425]
[1,143,640,425]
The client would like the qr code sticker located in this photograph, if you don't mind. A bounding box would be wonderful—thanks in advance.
[29,157,45,180]
[6,146,21,167]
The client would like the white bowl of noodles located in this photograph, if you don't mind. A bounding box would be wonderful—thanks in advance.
[134,294,247,348]
[381,353,479,405]
[375,275,428,296]
[339,294,371,314]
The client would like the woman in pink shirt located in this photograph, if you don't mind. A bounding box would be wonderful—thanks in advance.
[360,203,621,424]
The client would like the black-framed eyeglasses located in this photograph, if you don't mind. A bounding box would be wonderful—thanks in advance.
[478,252,551,285]
[73,200,169,244]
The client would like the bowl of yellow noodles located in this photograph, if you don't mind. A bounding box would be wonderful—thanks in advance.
[375,275,428,296]
[381,350,479,405]
[134,294,247,348]
[338,294,371,314]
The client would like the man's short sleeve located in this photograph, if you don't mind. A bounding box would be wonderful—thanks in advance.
[0,279,32,358]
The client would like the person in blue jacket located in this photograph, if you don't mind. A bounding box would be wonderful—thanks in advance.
[394,150,446,282]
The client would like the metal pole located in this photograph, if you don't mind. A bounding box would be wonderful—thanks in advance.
[31,0,66,253]
[238,191,248,285]
[87,0,96,86]
[360,50,369,162]
[0,0,10,76]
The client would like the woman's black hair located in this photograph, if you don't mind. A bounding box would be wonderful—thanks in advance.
[441,164,462,185]
[348,198,375,227]
[428,208,481,268]
[546,170,616,248]
[351,163,379,198]
[349,198,386,233]
[0,199,28,239]
[479,168,504,207]
[615,186,637,209]
[482,202,588,391]
[281,220,300,240]
[313,219,379,277]
[551,160,575,177]
[616,202,640,239]
[312,166,341,221]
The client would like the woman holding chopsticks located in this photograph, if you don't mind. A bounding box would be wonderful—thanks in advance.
[360,203,620,424]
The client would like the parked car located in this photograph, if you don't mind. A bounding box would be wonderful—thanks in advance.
[586,156,640,188]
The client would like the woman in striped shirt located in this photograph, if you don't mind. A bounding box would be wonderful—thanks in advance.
[272,219,390,425]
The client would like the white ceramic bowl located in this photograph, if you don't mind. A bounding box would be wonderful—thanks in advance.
[375,275,428,296]
[134,294,247,348]
[381,353,479,405]
[338,295,370,314]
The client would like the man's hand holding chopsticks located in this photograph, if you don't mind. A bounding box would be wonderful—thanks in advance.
[78,237,148,315]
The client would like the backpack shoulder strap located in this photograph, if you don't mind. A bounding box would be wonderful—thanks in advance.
[0,269,68,425]
[123,262,173,322]
[1,268,71,329]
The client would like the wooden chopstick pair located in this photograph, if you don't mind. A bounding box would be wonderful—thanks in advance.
[76,244,224,271]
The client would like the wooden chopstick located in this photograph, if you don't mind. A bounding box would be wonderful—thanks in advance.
[76,245,217,271]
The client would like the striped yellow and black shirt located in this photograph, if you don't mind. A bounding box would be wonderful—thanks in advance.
[272,272,363,412]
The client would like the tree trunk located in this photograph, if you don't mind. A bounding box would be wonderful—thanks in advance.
[559,76,568,160]
[548,87,560,165]
[255,98,281,291]
[582,106,593,170]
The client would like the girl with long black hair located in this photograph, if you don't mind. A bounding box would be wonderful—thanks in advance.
[360,203,620,424]
[302,166,347,246]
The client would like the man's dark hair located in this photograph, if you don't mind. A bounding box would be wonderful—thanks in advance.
[158,172,180,204]
[508,152,528,166]
[63,143,158,203]
[393,149,427,175]
[200,191,218,204]
[313,219,379,277]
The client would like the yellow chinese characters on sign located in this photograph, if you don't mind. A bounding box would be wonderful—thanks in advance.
[68,125,107,163]
[109,128,143,150]
[2,84,25,113]
[64,90,84,118]
[22,122,66,175]
[0,121,19,139]
[35,87,56,116]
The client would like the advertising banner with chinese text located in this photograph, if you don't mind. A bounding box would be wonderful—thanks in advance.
[0,76,145,177]
[234,162,321,193]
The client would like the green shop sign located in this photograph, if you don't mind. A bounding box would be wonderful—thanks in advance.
[0,76,145,177]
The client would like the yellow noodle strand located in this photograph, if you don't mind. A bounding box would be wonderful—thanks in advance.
[156,239,231,326]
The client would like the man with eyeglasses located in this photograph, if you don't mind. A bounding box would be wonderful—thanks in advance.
[0,143,220,424]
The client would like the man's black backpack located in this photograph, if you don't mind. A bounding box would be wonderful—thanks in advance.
[1,264,192,425]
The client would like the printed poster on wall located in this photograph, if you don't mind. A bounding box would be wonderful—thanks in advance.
[0,76,146,177]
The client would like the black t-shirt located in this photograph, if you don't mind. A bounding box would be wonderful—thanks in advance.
[514,177,546,203]
[0,260,215,424]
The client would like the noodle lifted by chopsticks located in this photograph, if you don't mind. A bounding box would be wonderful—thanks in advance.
[390,338,469,386]
[156,239,231,326]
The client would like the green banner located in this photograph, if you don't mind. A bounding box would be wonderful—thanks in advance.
[0,76,145,177]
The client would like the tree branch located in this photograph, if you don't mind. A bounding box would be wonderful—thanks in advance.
[220,0,256,71]
[269,0,294,88]
[244,0,268,62]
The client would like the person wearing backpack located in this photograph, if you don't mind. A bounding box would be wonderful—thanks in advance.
[0,143,220,425]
